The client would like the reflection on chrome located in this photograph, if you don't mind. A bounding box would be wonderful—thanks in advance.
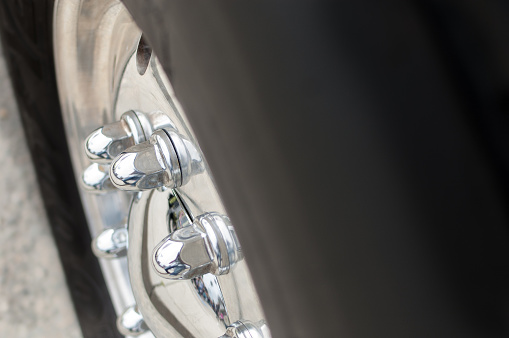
[92,225,128,259]
[221,320,271,338]
[192,274,229,324]
[127,184,267,336]
[168,192,191,232]
[153,224,213,279]
[84,110,174,163]
[82,163,115,192]
[110,151,149,187]
[55,0,269,333]
[110,128,204,192]
[110,130,178,191]
[116,305,149,336]
[152,213,242,280]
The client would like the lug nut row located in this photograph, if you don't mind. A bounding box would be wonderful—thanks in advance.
[83,111,261,337]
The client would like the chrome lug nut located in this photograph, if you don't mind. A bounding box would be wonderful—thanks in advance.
[117,305,149,336]
[110,128,203,191]
[92,226,128,259]
[153,213,242,280]
[82,163,115,193]
[220,320,271,338]
[85,110,173,163]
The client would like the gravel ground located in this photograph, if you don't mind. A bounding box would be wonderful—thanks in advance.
[0,42,82,337]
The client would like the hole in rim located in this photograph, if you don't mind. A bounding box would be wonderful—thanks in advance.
[136,35,152,75]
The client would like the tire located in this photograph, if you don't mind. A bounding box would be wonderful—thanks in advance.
[0,1,121,337]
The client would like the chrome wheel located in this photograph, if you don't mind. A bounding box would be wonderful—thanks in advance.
[53,0,269,336]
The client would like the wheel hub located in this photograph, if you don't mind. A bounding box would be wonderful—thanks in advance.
[54,0,270,336]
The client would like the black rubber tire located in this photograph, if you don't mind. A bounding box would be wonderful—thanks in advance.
[0,1,121,337]
[122,1,509,338]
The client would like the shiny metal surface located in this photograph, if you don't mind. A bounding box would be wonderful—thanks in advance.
[117,305,149,336]
[54,0,267,336]
[192,274,229,324]
[110,128,203,191]
[85,110,174,163]
[128,189,230,336]
[221,321,271,338]
[128,189,266,337]
[92,225,128,259]
[82,163,115,192]
[110,129,181,191]
[153,213,242,280]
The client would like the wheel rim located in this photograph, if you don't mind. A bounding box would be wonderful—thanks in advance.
[53,0,269,336]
